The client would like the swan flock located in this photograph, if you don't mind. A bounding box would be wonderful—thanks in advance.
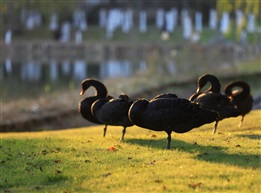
[79,74,253,149]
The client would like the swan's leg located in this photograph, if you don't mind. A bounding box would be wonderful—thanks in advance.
[121,127,126,141]
[238,115,244,128]
[166,131,172,150]
[212,121,219,134]
[103,125,107,137]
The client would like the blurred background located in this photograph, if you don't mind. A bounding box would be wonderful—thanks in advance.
[1,0,260,131]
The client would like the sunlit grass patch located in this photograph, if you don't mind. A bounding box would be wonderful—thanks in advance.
[0,110,260,192]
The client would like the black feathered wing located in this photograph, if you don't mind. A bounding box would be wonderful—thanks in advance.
[92,98,133,127]
[79,96,102,124]
[129,98,218,133]
[192,92,240,120]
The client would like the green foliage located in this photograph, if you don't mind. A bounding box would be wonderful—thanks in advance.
[1,110,260,192]
[1,0,76,14]
[217,0,233,14]
[217,0,260,41]
[1,0,76,28]
[217,0,260,16]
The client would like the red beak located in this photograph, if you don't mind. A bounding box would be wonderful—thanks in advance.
[80,89,85,96]
[196,86,201,93]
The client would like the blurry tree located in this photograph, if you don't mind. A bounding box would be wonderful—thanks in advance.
[234,0,260,16]
[217,0,260,16]
[217,0,260,40]
[216,0,233,13]
[1,0,76,31]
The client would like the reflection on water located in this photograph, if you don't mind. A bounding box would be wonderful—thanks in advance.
[21,60,41,81]
[5,58,12,74]
[1,58,149,101]
[100,60,132,78]
[1,46,260,102]
[73,60,87,81]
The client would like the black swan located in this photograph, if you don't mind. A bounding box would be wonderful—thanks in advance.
[91,93,135,140]
[78,79,112,136]
[128,93,218,149]
[189,74,221,101]
[189,74,240,134]
[224,80,253,127]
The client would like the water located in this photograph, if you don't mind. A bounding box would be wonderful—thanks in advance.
[1,58,147,101]
[1,45,260,102]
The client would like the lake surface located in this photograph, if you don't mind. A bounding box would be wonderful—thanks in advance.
[1,43,261,102]
[1,58,148,101]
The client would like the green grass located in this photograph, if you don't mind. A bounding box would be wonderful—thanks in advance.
[1,110,261,193]
[6,25,260,44]
[236,59,261,74]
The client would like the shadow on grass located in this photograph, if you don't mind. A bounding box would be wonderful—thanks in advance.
[237,134,261,140]
[125,138,260,169]
[43,175,70,185]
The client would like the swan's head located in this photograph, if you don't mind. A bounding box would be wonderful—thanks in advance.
[80,78,108,97]
[80,89,85,96]
[80,78,102,96]
[80,88,87,96]
[80,79,92,95]
[196,86,202,93]
[197,74,220,93]
[197,75,208,93]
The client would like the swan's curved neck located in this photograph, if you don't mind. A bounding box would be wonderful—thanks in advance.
[92,81,108,97]
[199,75,221,93]
[82,79,108,97]
[225,81,250,97]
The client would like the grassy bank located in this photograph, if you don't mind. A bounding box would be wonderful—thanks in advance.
[1,110,260,192]
[3,25,260,44]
